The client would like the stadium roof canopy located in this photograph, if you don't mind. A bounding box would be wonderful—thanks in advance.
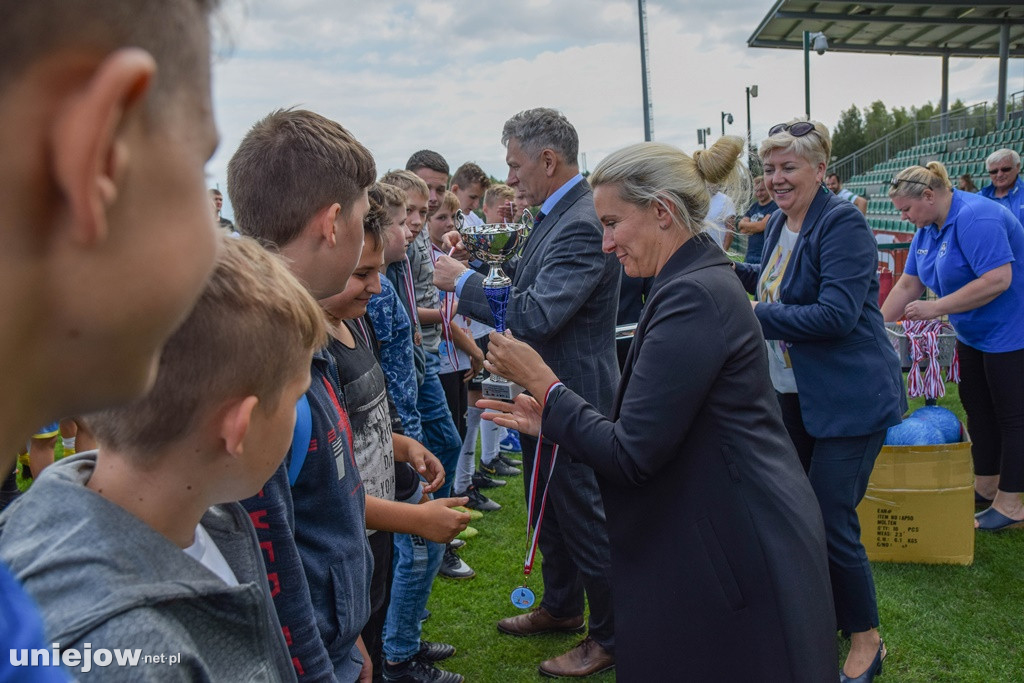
[748,0,1024,58]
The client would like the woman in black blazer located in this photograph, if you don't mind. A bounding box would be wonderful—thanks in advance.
[480,137,836,682]
[735,119,905,683]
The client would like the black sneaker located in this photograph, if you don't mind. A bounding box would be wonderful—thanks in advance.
[498,452,523,468]
[383,657,463,683]
[448,537,465,550]
[417,641,455,663]
[437,546,475,579]
[472,470,506,489]
[480,457,521,477]
[456,486,501,512]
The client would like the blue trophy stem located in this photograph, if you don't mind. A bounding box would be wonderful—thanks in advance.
[483,284,510,333]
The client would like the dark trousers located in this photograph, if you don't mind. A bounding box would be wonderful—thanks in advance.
[777,393,883,633]
[438,370,468,440]
[362,530,394,683]
[521,434,615,651]
[777,393,816,473]
[957,342,1024,491]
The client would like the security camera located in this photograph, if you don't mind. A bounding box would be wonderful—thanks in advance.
[811,32,829,55]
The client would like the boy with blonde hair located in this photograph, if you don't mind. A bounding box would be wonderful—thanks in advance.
[482,183,517,223]
[0,236,322,681]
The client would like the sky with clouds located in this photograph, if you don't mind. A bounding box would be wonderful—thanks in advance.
[208,0,1023,218]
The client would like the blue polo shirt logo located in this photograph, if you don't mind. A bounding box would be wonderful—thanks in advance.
[938,241,948,257]
[917,248,928,255]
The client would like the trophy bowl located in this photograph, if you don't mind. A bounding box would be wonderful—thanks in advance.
[458,222,528,271]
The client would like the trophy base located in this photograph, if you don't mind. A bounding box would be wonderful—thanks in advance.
[482,376,525,401]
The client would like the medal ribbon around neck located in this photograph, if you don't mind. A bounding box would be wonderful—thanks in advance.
[511,380,564,609]
[401,256,420,327]
[429,242,459,373]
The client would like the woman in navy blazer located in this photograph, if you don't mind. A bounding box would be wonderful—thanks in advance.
[735,119,905,683]
[480,137,837,682]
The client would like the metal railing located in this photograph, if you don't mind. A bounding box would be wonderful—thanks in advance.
[1008,90,1024,125]
[830,102,996,182]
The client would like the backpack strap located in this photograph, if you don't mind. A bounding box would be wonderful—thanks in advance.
[287,395,313,486]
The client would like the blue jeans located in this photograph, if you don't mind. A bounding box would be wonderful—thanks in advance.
[381,353,459,663]
[383,531,444,662]
[417,352,461,499]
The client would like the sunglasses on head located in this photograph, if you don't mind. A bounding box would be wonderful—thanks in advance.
[889,177,929,189]
[988,166,1014,175]
[769,121,817,137]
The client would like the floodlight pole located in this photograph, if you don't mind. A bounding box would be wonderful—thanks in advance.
[697,127,711,149]
[638,0,653,141]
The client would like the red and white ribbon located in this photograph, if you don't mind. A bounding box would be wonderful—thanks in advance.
[523,382,564,579]
[401,256,420,327]
[902,319,958,399]
[429,243,459,373]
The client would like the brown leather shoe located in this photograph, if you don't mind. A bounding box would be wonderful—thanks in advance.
[538,637,615,678]
[496,607,585,637]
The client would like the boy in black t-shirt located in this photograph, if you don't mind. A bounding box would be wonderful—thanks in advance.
[318,189,469,683]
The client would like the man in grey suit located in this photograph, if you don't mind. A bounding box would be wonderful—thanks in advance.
[434,108,619,678]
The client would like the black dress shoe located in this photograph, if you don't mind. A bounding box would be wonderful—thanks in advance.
[840,640,885,683]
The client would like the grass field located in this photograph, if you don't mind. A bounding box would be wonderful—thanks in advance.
[424,386,1024,682]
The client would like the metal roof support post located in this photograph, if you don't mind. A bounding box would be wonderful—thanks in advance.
[803,31,811,119]
[998,22,1009,127]
[746,85,758,169]
[941,51,950,135]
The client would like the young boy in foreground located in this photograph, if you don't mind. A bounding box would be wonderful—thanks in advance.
[0,1,222,674]
[0,236,320,681]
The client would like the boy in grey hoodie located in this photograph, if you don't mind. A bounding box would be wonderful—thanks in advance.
[0,236,326,681]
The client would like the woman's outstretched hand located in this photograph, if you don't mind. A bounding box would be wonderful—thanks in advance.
[477,394,543,438]
[484,330,559,398]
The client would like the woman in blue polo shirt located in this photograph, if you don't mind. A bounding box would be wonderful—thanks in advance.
[882,161,1024,532]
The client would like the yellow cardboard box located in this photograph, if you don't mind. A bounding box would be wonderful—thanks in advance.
[857,439,974,565]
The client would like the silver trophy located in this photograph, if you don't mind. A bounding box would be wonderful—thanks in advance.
[458,210,533,401]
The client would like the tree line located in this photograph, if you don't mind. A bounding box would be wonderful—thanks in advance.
[831,99,968,160]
